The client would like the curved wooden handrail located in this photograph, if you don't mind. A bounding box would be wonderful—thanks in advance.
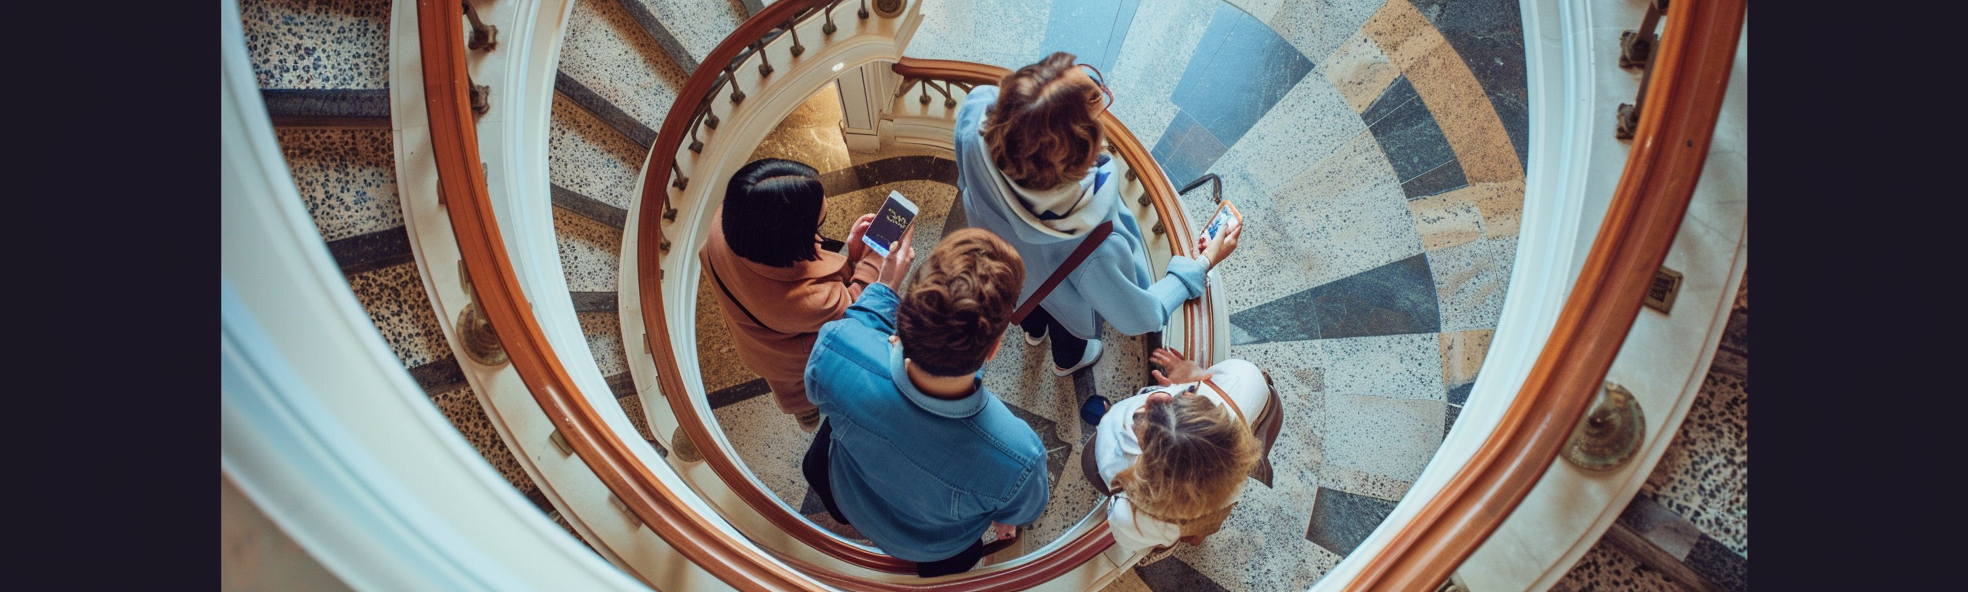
[418,0,827,590]
[1342,1,1746,590]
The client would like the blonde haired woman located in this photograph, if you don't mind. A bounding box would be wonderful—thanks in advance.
[1086,348,1281,561]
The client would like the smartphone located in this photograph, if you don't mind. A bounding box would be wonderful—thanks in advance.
[1199,200,1242,244]
[863,190,920,258]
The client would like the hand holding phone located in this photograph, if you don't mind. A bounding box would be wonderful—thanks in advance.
[863,191,920,258]
[1196,201,1243,270]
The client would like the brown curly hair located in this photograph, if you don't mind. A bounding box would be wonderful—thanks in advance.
[985,51,1107,191]
[1114,393,1262,525]
[895,229,1026,376]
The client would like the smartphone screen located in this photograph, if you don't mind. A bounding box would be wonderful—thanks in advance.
[863,190,920,257]
[1201,201,1240,242]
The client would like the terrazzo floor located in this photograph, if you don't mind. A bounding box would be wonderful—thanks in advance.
[689,1,1533,587]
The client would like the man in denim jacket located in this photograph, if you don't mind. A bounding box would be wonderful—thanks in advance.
[801,227,1050,577]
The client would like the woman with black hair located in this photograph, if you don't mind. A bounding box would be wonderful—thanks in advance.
[700,158,883,432]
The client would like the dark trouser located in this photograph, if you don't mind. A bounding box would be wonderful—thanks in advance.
[1018,305,1088,368]
[801,420,989,578]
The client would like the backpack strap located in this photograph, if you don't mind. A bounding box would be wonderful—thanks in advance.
[1008,221,1114,325]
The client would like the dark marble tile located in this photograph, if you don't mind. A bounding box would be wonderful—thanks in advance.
[1304,486,1398,556]
[555,70,658,149]
[1444,403,1461,433]
[1150,109,1230,190]
[1685,536,1748,592]
[407,356,468,394]
[1491,91,1530,172]
[1618,495,1702,560]
[939,191,970,239]
[327,226,414,276]
[1409,0,1530,171]
[605,371,638,399]
[1228,254,1442,344]
[570,291,620,313]
[1718,309,1747,357]
[551,183,630,230]
[1401,158,1469,200]
[816,155,959,196]
[523,487,555,516]
[1136,555,1233,592]
[1003,400,1070,490]
[1168,3,1315,148]
[1363,76,1460,187]
[1039,0,1144,74]
[261,89,390,127]
[1360,76,1420,129]
[1446,382,1472,406]
[707,377,771,409]
[609,0,699,73]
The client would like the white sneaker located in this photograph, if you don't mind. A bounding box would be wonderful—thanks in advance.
[1024,326,1047,346]
[1053,338,1103,377]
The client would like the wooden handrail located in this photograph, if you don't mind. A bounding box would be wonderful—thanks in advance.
[1342,0,1746,590]
[418,0,826,590]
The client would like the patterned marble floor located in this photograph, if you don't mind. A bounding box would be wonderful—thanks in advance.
[691,0,1533,588]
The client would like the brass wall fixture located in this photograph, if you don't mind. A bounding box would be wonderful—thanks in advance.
[455,261,510,367]
[671,426,704,463]
[1562,382,1645,471]
[1643,266,1683,313]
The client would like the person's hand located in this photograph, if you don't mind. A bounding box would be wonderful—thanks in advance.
[840,213,878,284]
[1150,347,1210,385]
[876,224,916,292]
[988,522,1018,543]
[843,213,877,263]
[1196,222,1242,270]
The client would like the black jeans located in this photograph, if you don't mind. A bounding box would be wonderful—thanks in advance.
[1018,305,1089,368]
[801,420,989,578]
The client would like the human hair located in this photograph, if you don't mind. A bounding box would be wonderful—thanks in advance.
[1113,393,1262,524]
[895,229,1026,377]
[984,51,1106,191]
[721,158,825,267]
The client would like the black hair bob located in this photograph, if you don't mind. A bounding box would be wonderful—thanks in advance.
[722,158,826,268]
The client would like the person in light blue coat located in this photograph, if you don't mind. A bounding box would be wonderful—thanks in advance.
[955,52,1242,376]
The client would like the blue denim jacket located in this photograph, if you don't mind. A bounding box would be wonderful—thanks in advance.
[804,283,1050,562]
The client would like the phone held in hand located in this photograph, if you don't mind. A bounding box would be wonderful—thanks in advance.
[863,190,920,257]
[1199,200,1241,245]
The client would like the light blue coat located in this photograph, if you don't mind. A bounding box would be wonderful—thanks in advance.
[954,86,1207,340]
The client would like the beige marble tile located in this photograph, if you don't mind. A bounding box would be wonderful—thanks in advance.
[1408,192,1483,251]
[1361,0,1442,71]
[1098,569,1153,592]
[1403,41,1524,183]
[1437,329,1493,388]
[1324,33,1402,114]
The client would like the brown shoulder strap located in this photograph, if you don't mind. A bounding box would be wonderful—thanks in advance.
[1009,221,1114,325]
[707,259,780,334]
[1200,379,1247,425]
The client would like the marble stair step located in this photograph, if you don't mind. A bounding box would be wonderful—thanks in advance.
[622,0,747,73]
[239,0,392,91]
[558,0,691,144]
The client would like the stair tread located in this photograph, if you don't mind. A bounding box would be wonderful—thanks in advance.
[552,208,624,293]
[549,95,649,212]
[276,128,402,242]
[240,0,391,90]
[560,0,689,141]
[624,0,745,72]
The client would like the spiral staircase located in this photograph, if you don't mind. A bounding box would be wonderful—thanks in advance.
[221,0,1746,590]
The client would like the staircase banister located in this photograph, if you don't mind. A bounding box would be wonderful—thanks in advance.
[1339,0,1747,590]
[416,0,825,590]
